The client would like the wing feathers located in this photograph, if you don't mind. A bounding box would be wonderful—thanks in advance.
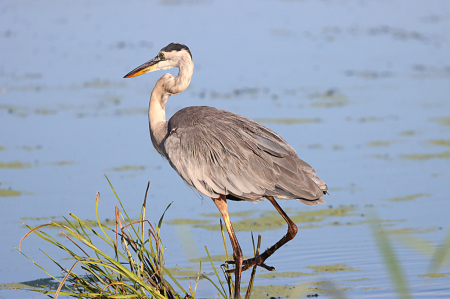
[164,106,327,203]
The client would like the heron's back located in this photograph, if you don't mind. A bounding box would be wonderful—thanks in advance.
[163,106,327,205]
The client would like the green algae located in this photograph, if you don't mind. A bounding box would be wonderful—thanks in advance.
[380,227,439,235]
[401,151,450,160]
[418,273,449,278]
[256,117,321,124]
[82,78,115,89]
[306,263,358,273]
[309,89,349,108]
[427,139,450,147]
[166,218,212,226]
[400,130,416,136]
[200,209,257,219]
[431,117,450,126]
[189,254,230,263]
[250,280,346,298]
[258,271,316,279]
[21,145,42,151]
[344,277,372,281]
[21,216,58,221]
[0,188,22,197]
[0,282,38,290]
[386,193,430,202]
[165,267,201,280]
[367,140,395,147]
[0,278,62,291]
[0,161,31,168]
[312,99,349,108]
[169,205,356,232]
[34,109,57,115]
[108,165,146,171]
[209,206,353,231]
[361,286,379,290]
[51,161,78,166]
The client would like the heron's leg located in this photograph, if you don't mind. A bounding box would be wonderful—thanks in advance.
[212,195,242,299]
[228,196,298,273]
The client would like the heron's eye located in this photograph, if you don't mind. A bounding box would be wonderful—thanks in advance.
[159,53,165,60]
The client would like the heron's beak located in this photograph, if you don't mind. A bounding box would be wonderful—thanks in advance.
[123,56,160,78]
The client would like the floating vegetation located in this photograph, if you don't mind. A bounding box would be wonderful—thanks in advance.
[347,115,398,123]
[367,140,395,147]
[250,280,344,298]
[233,87,259,96]
[345,69,393,79]
[189,254,231,263]
[51,161,78,166]
[427,139,450,147]
[306,264,358,273]
[107,165,146,171]
[0,282,40,291]
[81,78,126,89]
[0,188,22,197]
[258,271,316,279]
[386,194,430,202]
[165,267,202,281]
[168,205,356,232]
[411,65,450,78]
[166,218,211,226]
[418,273,449,278]
[400,130,416,136]
[401,151,450,160]
[21,216,59,221]
[21,145,43,151]
[0,161,31,168]
[256,117,321,124]
[380,227,439,235]
[309,89,349,108]
[430,117,450,126]
[344,278,372,282]
[0,278,60,291]
[34,109,57,115]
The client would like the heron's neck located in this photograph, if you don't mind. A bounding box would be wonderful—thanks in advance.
[148,59,194,149]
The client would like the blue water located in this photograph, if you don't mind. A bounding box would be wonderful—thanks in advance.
[1,0,449,298]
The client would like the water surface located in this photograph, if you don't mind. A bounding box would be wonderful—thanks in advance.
[1,0,449,298]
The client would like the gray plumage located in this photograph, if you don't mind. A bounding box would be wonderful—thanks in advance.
[124,42,327,206]
[124,42,328,299]
[164,106,327,205]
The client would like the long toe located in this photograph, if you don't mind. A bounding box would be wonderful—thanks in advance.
[225,257,275,272]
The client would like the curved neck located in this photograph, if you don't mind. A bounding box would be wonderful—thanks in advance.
[148,58,194,149]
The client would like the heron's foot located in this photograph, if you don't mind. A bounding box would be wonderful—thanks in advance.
[225,255,275,273]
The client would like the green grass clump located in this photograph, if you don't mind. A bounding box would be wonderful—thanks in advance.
[17,177,195,299]
[16,175,268,299]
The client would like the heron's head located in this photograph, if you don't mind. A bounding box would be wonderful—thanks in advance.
[123,43,193,78]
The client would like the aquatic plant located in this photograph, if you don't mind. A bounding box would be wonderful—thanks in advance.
[16,176,262,299]
[369,210,450,299]
[17,180,187,298]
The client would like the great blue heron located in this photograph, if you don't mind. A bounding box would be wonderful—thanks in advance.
[124,42,328,298]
